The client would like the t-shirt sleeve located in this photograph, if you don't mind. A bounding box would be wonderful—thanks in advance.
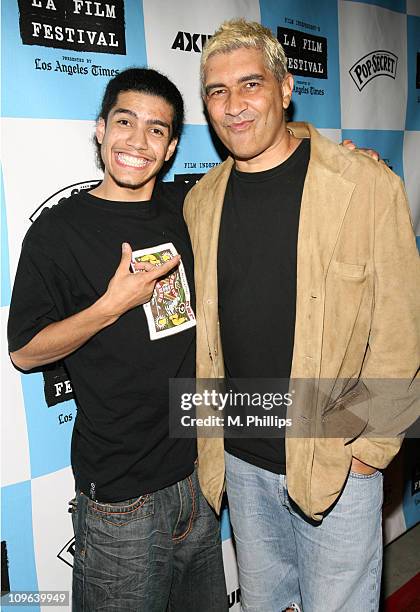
[8,239,64,353]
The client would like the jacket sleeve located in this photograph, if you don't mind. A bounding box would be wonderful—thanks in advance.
[351,166,420,468]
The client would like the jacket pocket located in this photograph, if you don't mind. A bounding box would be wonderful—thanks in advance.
[332,260,366,279]
[322,261,372,374]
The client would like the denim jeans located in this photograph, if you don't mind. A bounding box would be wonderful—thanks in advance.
[225,452,383,612]
[70,468,228,611]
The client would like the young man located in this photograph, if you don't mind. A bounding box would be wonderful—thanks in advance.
[184,20,420,612]
[8,68,227,612]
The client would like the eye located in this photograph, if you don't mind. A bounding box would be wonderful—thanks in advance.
[209,88,226,97]
[245,81,260,90]
[117,119,131,126]
[150,127,165,137]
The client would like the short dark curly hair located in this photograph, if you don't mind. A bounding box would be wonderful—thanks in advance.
[94,67,184,170]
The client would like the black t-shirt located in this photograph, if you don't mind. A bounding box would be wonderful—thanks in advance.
[8,183,196,501]
[218,139,310,474]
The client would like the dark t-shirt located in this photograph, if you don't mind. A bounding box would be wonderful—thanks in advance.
[218,139,310,474]
[8,183,196,501]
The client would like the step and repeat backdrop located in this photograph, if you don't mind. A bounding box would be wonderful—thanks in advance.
[1,1,419,610]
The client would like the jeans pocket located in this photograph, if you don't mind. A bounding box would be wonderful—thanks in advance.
[87,494,154,527]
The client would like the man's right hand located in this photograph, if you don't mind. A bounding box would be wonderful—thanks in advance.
[100,242,180,323]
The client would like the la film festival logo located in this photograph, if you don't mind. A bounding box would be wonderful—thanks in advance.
[18,0,126,54]
[277,26,328,80]
[349,50,398,91]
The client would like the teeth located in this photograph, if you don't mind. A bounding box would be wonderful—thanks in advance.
[117,153,149,168]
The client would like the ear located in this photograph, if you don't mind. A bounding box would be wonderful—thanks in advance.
[165,137,178,162]
[281,73,294,110]
[96,118,106,145]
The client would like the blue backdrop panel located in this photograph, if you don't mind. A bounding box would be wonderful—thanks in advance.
[20,373,74,479]
[341,129,405,179]
[1,481,39,608]
[221,505,233,542]
[260,0,341,127]
[165,124,224,182]
[1,0,147,120]
[402,441,420,529]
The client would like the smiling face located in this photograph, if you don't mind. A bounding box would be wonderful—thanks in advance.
[94,90,177,201]
[204,47,294,172]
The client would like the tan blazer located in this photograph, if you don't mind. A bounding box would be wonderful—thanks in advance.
[184,123,420,521]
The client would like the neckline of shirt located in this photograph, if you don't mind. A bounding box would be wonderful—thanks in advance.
[231,138,310,183]
[80,190,159,218]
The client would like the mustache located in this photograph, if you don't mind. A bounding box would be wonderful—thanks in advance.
[223,113,255,127]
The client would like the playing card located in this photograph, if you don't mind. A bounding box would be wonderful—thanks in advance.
[131,242,196,340]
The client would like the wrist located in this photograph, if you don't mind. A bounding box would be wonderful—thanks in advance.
[91,293,121,327]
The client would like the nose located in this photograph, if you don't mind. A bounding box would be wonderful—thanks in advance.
[126,126,148,150]
[225,89,247,117]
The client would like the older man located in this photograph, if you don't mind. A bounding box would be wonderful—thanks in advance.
[184,19,419,612]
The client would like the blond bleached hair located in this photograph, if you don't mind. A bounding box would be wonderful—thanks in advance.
[200,19,288,96]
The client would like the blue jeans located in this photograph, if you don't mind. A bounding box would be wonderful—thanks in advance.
[71,468,228,611]
[225,452,383,612]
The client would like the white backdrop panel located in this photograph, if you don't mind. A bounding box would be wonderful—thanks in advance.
[339,1,407,130]
[142,0,261,125]
[31,467,75,612]
[222,537,240,611]
[2,118,102,282]
[317,128,342,143]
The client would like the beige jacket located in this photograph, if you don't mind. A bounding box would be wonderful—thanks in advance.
[184,123,420,520]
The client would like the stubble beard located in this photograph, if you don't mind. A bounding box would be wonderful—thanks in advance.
[108,170,153,191]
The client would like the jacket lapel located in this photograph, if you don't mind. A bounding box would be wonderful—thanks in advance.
[290,124,357,379]
[197,158,233,305]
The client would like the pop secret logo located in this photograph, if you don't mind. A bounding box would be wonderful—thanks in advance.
[349,50,398,91]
